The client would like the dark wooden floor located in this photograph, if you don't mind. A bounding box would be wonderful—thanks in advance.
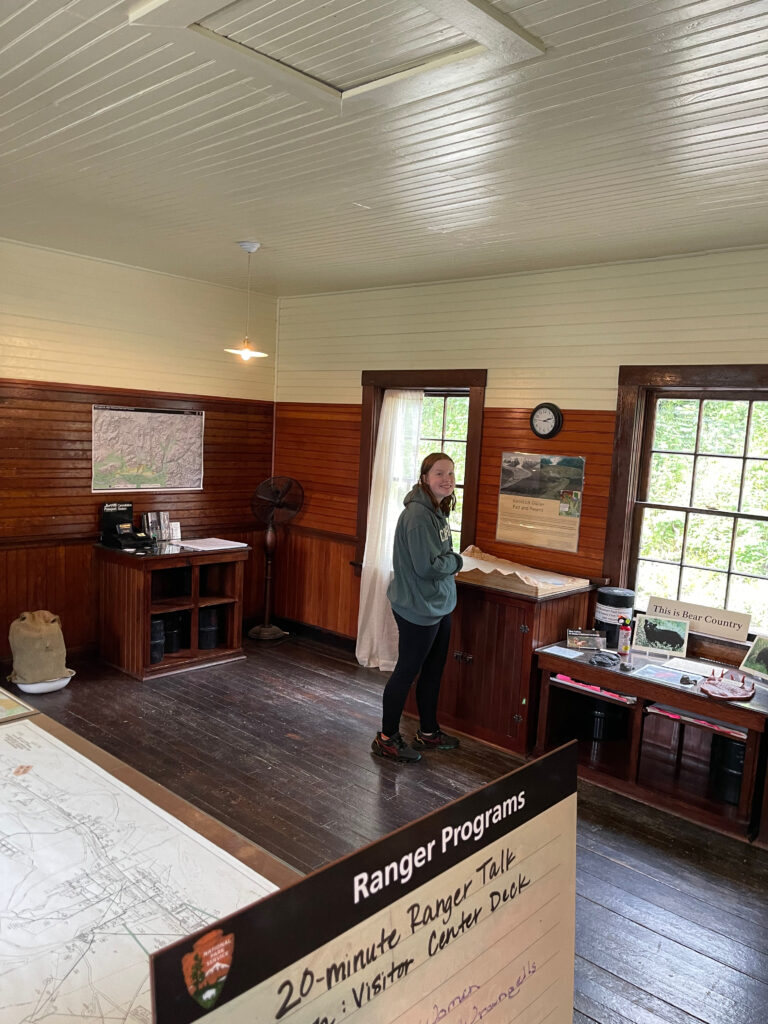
[20,635,768,1024]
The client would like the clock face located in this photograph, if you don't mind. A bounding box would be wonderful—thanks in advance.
[530,403,563,438]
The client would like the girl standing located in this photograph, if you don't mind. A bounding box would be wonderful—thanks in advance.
[372,453,463,762]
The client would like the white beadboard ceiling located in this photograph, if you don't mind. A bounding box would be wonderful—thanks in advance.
[1,0,767,295]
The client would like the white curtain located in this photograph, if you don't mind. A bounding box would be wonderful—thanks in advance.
[356,390,423,670]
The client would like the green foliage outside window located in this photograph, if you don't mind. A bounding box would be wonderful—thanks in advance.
[636,397,768,631]
[419,394,468,545]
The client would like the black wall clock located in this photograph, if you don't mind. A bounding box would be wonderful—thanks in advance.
[530,402,563,438]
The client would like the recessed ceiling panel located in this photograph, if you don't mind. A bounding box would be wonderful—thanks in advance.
[200,0,473,90]
[2,0,768,294]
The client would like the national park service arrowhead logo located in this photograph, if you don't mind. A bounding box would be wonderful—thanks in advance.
[182,929,234,1011]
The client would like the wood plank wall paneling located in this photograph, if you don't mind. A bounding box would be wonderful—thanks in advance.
[0,378,273,661]
[475,408,616,579]
[274,403,361,536]
[1,542,96,656]
[271,401,614,639]
[2,534,266,666]
[0,381,274,541]
[274,528,359,638]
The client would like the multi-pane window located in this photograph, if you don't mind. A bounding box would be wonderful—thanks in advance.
[633,397,768,632]
[419,391,469,546]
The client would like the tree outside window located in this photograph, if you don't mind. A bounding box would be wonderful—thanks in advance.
[419,392,469,547]
[605,367,768,639]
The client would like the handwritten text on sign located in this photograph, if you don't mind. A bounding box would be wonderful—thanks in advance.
[151,745,577,1024]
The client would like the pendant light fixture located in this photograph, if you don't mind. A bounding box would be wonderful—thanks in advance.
[225,241,268,361]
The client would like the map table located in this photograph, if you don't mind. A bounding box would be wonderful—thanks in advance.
[0,715,299,1024]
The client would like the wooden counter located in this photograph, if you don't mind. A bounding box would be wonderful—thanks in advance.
[407,579,593,755]
[95,543,250,680]
[534,643,768,840]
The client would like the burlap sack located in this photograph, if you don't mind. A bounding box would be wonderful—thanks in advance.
[8,610,74,685]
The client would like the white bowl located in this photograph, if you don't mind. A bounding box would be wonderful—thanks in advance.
[15,672,75,694]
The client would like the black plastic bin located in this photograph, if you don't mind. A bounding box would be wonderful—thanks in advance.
[198,625,219,650]
[198,607,219,649]
[150,617,164,662]
[162,612,182,654]
[198,607,219,629]
[163,627,180,654]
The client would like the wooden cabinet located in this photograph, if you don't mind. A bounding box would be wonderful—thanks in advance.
[534,645,768,840]
[95,544,249,680]
[406,581,592,754]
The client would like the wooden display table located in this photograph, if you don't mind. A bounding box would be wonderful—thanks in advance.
[534,643,768,840]
[96,542,249,680]
[406,579,593,755]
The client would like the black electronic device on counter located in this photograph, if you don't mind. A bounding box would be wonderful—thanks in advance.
[100,501,154,550]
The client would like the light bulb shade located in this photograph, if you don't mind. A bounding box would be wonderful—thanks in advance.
[225,244,267,360]
[224,339,268,360]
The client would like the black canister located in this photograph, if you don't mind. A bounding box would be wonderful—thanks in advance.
[149,617,165,663]
[198,606,219,629]
[163,627,180,654]
[594,586,635,650]
[198,606,219,649]
[198,625,218,650]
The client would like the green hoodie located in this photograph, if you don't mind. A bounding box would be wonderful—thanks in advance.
[387,485,463,626]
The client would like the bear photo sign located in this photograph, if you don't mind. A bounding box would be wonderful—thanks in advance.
[632,614,689,656]
[151,745,577,1024]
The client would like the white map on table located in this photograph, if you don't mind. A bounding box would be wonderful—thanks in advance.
[92,406,204,491]
[0,720,276,1024]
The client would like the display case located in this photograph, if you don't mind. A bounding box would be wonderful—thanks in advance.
[95,543,249,680]
[534,643,768,839]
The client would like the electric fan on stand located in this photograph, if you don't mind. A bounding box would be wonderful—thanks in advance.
[248,476,304,641]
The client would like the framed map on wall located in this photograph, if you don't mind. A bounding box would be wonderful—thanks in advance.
[92,405,204,492]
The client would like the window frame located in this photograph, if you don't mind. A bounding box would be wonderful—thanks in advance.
[419,388,470,544]
[354,369,487,571]
[604,364,768,645]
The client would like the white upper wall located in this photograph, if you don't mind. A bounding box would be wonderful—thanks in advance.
[276,249,768,408]
[0,239,276,402]
[3,240,766,409]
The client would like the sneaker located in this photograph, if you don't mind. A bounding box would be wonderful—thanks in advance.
[371,731,421,763]
[413,729,460,750]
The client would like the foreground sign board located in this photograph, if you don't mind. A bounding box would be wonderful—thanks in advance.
[152,743,577,1024]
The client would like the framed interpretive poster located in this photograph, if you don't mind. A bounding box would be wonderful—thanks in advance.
[151,744,578,1024]
[496,453,585,553]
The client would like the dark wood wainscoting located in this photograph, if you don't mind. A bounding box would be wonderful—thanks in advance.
[1,534,267,664]
[0,378,273,660]
[476,407,615,580]
[272,402,361,638]
[274,526,359,639]
[271,401,616,639]
[274,403,361,536]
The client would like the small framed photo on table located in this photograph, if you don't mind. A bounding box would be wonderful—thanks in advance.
[739,634,768,681]
[632,614,689,656]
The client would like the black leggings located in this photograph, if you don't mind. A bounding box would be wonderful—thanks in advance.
[381,611,452,737]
